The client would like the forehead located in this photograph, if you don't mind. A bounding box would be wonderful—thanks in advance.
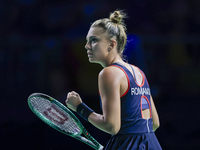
[86,27,105,39]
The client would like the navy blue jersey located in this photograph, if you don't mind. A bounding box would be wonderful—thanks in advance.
[100,63,162,150]
[113,63,153,134]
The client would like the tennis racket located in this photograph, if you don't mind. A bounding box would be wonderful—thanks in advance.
[28,93,103,150]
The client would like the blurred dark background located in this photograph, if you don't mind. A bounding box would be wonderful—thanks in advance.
[0,0,200,149]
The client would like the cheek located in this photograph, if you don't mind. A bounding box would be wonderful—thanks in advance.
[94,45,106,56]
[92,42,109,59]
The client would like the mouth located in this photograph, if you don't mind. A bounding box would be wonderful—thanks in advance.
[87,51,93,57]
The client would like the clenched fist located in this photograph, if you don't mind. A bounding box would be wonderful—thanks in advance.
[65,91,82,112]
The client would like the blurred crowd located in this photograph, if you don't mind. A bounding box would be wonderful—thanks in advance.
[0,0,200,149]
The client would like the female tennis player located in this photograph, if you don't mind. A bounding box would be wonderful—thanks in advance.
[66,10,162,149]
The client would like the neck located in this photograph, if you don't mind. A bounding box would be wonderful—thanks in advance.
[100,55,124,68]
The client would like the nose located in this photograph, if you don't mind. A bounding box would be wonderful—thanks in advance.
[85,41,91,50]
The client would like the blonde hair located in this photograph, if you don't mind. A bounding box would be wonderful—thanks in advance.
[91,10,127,57]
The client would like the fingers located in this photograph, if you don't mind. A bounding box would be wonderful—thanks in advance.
[66,92,71,103]
[68,91,79,97]
[65,91,81,112]
[71,91,78,96]
[66,91,78,102]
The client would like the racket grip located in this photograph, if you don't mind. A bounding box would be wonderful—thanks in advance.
[77,103,94,121]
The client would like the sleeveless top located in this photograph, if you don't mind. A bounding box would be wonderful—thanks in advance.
[99,63,154,134]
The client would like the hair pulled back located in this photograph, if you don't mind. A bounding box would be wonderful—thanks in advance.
[91,10,127,56]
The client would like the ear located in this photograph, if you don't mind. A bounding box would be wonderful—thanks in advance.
[109,39,117,50]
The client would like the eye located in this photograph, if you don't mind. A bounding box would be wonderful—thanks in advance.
[90,38,98,44]
[92,39,97,42]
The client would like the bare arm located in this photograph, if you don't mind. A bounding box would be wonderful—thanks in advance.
[150,95,160,131]
[88,67,121,135]
[66,67,122,135]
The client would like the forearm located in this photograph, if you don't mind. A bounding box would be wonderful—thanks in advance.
[88,112,119,135]
[153,123,159,131]
[150,96,160,131]
[75,102,119,135]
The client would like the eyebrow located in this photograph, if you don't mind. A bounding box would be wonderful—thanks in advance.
[86,36,96,41]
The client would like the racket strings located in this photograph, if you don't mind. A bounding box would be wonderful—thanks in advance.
[30,97,80,134]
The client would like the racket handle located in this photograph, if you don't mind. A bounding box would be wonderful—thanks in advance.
[98,145,104,150]
[82,128,103,150]
[76,135,103,150]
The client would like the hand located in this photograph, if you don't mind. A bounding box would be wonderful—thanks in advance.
[65,91,82,112]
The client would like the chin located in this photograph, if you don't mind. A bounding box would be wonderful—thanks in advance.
[89,60,96,63]
[88,58,99,64]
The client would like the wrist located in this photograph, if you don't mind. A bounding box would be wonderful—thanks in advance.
[76,103,94,121]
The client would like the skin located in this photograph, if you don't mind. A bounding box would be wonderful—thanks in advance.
[66,27,160,135]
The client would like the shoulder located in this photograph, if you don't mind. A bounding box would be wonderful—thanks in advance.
[99,66,124,80]
[98,66,125,87]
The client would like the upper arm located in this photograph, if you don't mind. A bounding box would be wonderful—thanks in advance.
[98,67,122,134]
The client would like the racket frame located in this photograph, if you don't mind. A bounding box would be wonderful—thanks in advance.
[28,93,103,150]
